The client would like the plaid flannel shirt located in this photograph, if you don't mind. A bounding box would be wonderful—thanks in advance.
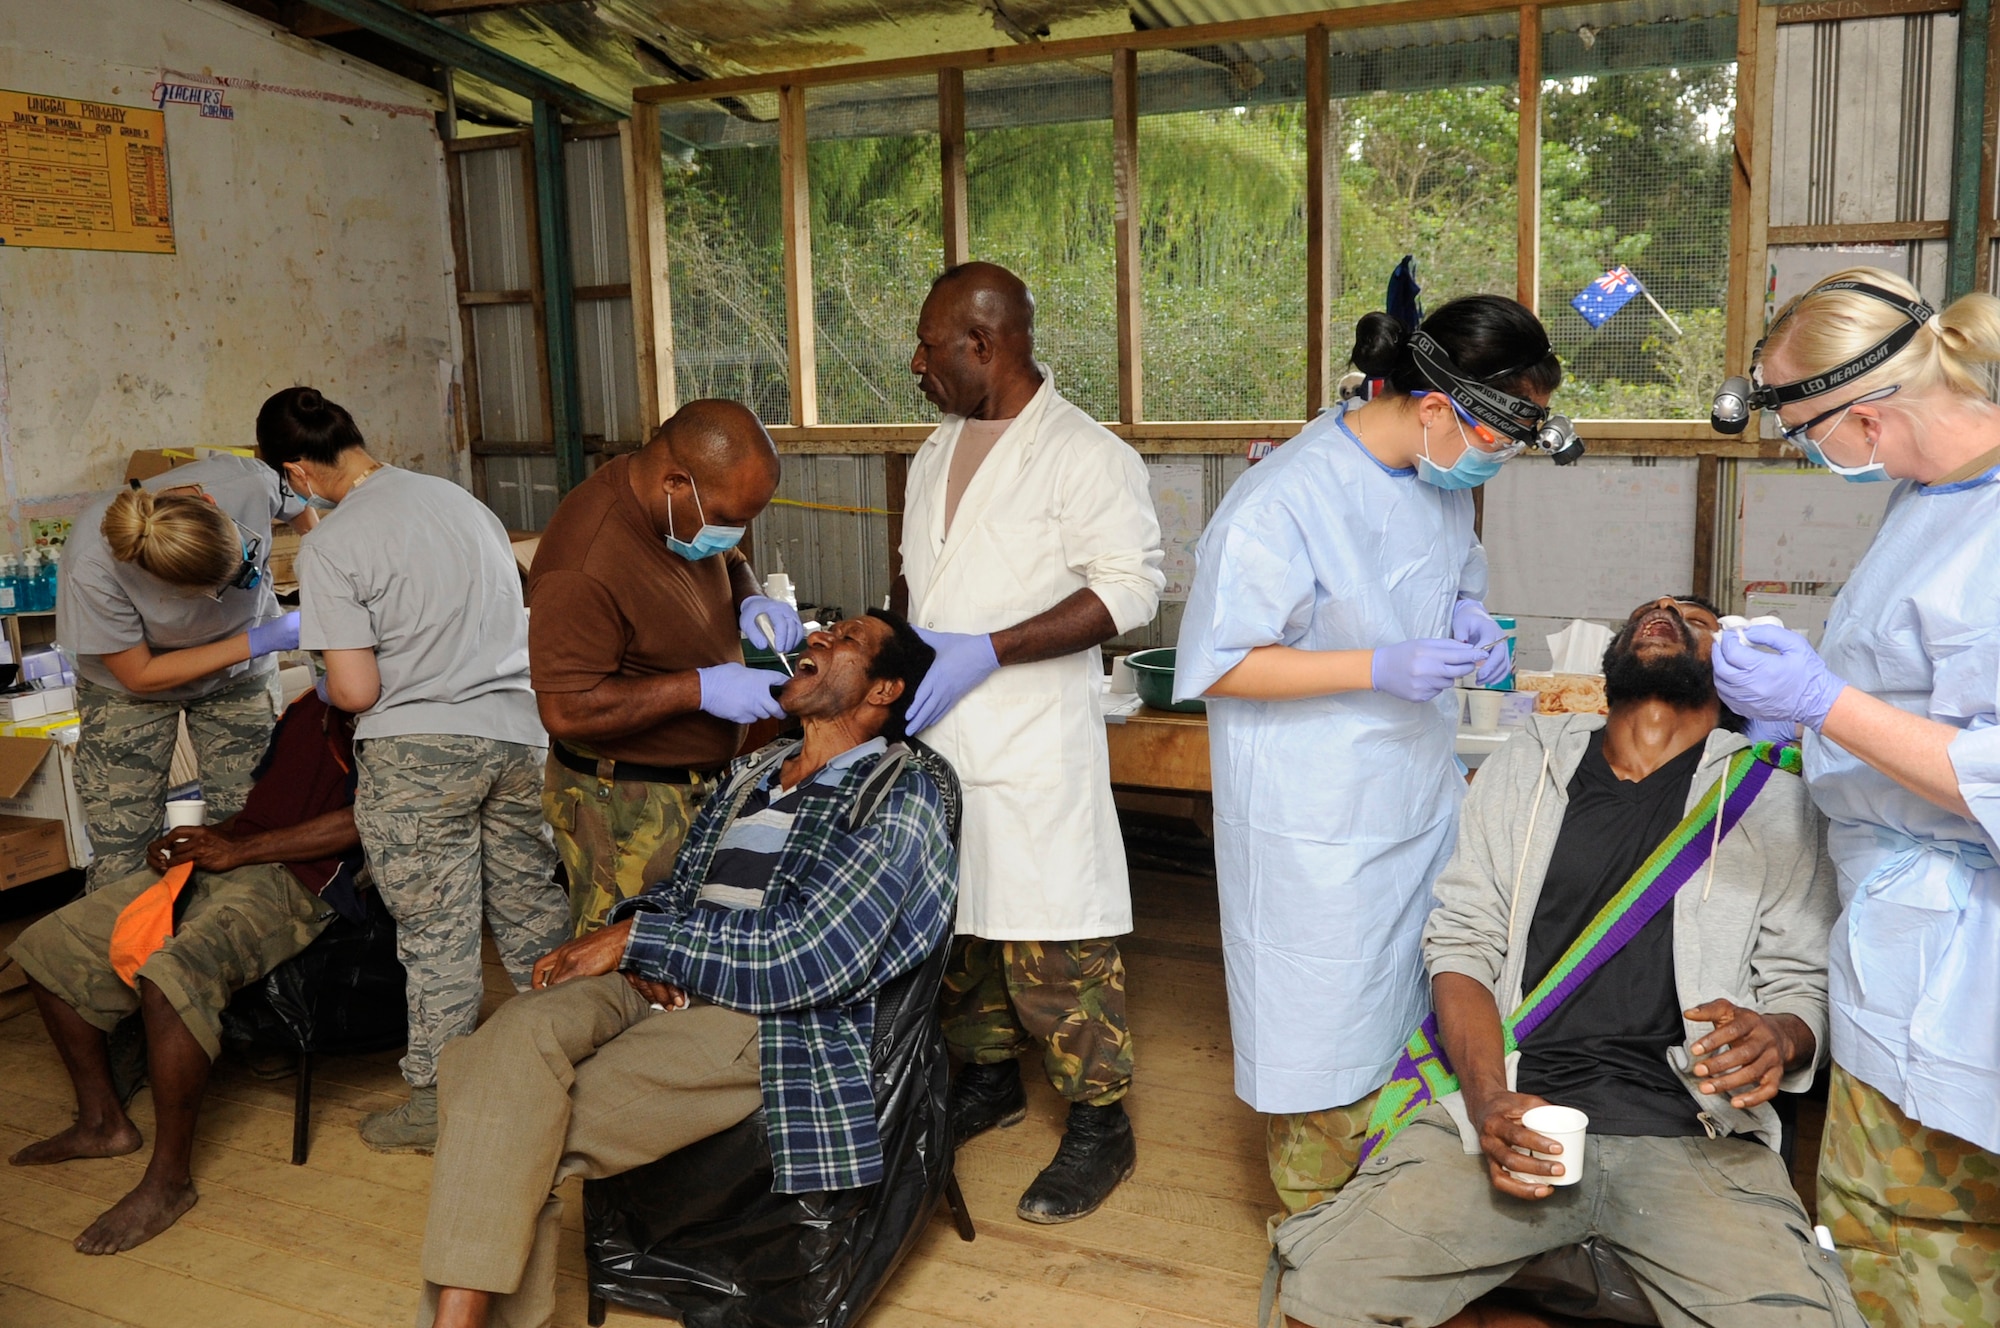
[614,738,956,1193]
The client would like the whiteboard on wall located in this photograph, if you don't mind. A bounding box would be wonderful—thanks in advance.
[1737,468,1892,585]
[1483,458,1699,620]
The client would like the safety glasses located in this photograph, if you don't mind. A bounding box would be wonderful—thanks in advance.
[1776,384,1900,450]
[1411,391,1527,460]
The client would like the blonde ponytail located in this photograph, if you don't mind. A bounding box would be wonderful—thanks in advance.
[1763,266,2000,407]
[101,489,242,589]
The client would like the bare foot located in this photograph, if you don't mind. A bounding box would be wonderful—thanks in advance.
[74,1177,198,1254]
[9,1118,143,1166]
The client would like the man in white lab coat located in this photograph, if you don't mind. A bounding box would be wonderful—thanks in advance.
[896,263,1164,1224]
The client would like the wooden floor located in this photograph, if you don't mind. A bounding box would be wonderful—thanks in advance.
[0,866,1269,1328]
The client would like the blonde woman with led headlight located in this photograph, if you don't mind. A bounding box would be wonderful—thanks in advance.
[58,454,314,890]
[1708,267,2000,1327]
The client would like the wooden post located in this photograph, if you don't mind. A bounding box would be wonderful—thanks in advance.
[519,120,556,463]
[531,100,585,494]
[1949,0,1993,297]
[1516,7,1541,312]
[1306,26,1334,416]
[622,103,677,429]
[1112,48,1143,426]
[939,68,970,268]
[1981,14,2000,293]
[1693,453,1719,601]
[442,140,487,498]
[885,451,909,587]
[1727,2,1776,371]
[778,84,819,428]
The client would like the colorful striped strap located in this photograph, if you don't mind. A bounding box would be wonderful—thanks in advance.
[1355,741,1800,1169]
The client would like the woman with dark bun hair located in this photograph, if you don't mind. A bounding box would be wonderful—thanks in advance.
[57,444,315,890]
[1172,294,1563,1213]
[255,386,567,1154]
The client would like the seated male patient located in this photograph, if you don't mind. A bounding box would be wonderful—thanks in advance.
[1274,596,1866,1328]
[8,691,361,1253]
[420,609,952,1328]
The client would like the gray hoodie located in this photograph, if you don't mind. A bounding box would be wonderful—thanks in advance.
[1422,714,1838,1152]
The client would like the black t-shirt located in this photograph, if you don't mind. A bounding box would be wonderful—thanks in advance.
[1515,729,1706,1137]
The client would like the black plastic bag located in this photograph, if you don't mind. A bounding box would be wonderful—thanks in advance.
[583,934,955,1328]
[220,884,407,1059]
[1497,1238,1662,1324]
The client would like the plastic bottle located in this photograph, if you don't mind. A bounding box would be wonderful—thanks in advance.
[33,551,56,612]
[0,555,19,616]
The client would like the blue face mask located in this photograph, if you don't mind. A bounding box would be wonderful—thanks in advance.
[284,467,339,511]
[1793,416,1890,483]
[1415,406,1507,491]
[664,475,745,560]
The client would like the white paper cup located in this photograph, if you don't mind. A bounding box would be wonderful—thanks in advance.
[1467,690,1503,733]
[164,799,207,829]
[1109,657,1137,696]
[1512,1104,1589,1186]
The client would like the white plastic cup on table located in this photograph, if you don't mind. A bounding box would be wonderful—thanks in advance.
[1512,1104,1589,1186]
[1109,656,1137,696]
[164,799,207,829]
[1467,689,1503,733]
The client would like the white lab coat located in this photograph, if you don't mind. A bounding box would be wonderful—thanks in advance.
[902,372,1165,940]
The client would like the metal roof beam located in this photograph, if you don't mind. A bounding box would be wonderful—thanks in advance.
[298,0,625,122]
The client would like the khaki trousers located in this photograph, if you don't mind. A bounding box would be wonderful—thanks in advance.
[418,974,762,1328]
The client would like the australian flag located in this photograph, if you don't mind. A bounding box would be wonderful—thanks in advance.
[1571,265,1643,328]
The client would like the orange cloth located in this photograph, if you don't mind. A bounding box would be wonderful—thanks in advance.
[108,861,194,988]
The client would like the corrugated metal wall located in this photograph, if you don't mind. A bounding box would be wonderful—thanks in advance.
[458,132,642,533]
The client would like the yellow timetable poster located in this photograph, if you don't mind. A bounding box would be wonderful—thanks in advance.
[0,89,173,254]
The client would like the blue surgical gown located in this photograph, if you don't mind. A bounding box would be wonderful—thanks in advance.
[1808,461,2000,1153]
[1174,402,1484,1113]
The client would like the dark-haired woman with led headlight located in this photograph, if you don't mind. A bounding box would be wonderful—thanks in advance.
[1707,266,2000,1326]
[1172,293,1564,1214]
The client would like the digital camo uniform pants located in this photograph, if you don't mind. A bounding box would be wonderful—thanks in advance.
[1266,1090,1382,1218]
[940,936,1133,1105]
[354,734,570,1089]
[541,757,710,937]
[77,670,281,891]
[1818,1063,2000,1328]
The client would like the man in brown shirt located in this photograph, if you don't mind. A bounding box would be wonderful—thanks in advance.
[527,399,800,934]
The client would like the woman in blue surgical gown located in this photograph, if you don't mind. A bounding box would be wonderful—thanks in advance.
[1704,267,2000,1323]
[1173,295,1561,1213]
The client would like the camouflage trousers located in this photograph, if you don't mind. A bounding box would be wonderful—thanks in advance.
[1267,1089,1382,1218]
[354,734,569,1089]
[541,753,710,937]
[77,671,281,891]
[1819,1062,2000,1328]
[939,935,1133,1106]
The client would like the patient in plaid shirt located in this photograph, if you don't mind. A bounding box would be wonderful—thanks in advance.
[418,609,951,1328]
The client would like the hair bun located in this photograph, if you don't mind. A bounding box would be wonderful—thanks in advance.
[295,388,326,416]
[1349,311,1411,378]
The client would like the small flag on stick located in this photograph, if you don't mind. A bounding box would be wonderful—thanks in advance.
[1571,265,1684,334]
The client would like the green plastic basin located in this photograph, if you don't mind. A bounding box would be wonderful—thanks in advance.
[1124,647,1205,714]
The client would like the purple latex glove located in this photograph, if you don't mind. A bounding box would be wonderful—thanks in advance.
[739,595,804,652]
[1741,716,1800,746]
[1713,624,1848,730]
[1451,599,1513,688]
[905,628,1000,734]
[697,662,787,724]
[247,611,300,658]
[314,674,330,705]
[1371,637,1484,703]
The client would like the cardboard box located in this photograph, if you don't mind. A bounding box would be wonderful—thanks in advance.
[0,733,91,871]
[0,814,70,889]
[509,532,540,577]
[124,448,197,484]
[268,525,302,589]
[0,690,50,722]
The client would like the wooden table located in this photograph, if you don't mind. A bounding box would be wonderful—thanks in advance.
[1105,706,1211,792]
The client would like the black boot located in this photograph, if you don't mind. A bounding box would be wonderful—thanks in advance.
[1016,1100,1135,1224]
[949,1058,1026,1147]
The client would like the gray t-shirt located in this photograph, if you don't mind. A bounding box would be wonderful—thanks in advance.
[297,466,543,746]
[58,453,301,702]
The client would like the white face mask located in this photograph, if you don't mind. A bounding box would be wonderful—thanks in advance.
[286,465,338,511]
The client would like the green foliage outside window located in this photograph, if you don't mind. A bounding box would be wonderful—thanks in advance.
[660,54,1735,426]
